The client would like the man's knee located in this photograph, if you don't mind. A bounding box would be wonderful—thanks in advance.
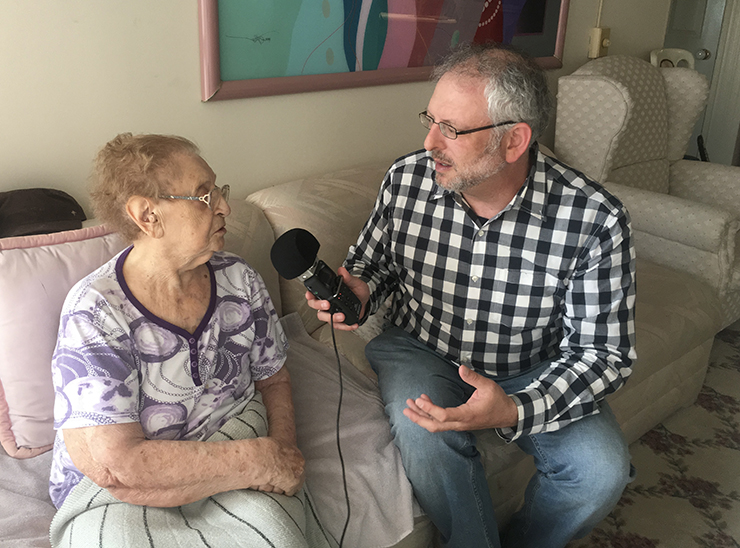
[588,441,631,503]
[386,400,438,450]
[556,435,631,507]
[527,411,631,506]
[386,400,477,465]
[365,328,420,366]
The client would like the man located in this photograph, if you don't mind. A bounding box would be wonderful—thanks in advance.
[306,43,636,548]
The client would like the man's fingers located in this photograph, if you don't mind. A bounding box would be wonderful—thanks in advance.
[458,364,487,388]
[305,293,359,330]
[305,291,330,310]
[405,397,433,419]
[404,396,467,432]
[415,395,463,423]
[404,408,460,433]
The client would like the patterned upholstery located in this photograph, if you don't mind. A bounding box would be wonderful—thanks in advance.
[555,78,628,183]
[556,56,670,192]
[662,68,712,162]
[555,55,740,328]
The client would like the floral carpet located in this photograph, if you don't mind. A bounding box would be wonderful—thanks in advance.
[569,320,740,548]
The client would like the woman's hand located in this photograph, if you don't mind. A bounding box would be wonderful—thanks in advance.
[61,370,307,506]
[304,267,370,330]
[62,423,295,507]
[254,437,305,496]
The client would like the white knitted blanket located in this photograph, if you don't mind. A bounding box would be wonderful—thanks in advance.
[49,395,336,548]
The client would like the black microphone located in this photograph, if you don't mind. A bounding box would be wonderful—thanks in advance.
[270,228,363,325]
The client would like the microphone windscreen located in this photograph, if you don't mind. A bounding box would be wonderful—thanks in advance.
[270,228,320,279]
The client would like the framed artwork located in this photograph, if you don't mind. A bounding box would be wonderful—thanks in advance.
[198,0,570,101]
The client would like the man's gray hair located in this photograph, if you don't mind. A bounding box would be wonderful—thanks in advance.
[432,43,553,142]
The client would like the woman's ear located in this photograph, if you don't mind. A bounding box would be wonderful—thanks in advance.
[126,196,164,239]
[503,123,533,164]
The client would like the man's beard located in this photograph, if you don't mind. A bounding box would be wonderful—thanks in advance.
[431,139,506,193]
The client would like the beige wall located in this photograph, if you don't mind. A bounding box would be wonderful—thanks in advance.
[0,1,669,216]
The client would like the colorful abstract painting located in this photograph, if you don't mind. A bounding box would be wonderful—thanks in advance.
[217,0,560,82]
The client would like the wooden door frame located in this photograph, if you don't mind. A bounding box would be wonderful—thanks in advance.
[703,0,740,165]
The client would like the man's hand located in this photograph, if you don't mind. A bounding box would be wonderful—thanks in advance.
[403,365,519,432]
[304,267,370,331]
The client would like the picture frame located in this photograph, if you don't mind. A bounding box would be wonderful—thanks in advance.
[198,0,570,102]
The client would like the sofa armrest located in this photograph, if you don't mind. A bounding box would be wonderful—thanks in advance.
[604,182,739,294]
[670,160,740,215]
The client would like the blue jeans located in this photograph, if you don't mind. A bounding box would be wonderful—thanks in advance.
[365,327,633,548]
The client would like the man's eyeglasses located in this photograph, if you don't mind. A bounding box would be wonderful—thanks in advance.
[419,111,517,140]
[159,184,230,211]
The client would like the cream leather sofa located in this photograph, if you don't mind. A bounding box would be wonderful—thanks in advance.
[223,157,725,546]
[0,156,725,547]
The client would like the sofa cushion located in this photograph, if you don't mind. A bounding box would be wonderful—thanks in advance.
[223,198,282,315]
[0,225,126,458]
[629,260,721,384]
[281,313,416,547]
[607,259,722,442]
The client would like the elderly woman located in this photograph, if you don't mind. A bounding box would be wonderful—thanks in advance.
[48,133,335,548]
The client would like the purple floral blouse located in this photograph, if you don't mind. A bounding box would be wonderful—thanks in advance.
[48,248,287,508]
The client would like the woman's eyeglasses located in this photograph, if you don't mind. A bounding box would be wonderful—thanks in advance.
[159,184,230,211]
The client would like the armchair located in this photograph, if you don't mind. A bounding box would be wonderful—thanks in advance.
[555,55,740,328]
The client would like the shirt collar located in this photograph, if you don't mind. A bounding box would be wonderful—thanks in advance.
[427,143,550,222]
[513,143,548,222]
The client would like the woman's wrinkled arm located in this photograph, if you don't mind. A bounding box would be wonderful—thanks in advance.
[255,366,298,446]
[63,368,304,507]
[253,367,305,493]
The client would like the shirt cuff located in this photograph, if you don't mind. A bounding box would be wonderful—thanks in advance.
[348,272,380,322]
[495,388,549,442]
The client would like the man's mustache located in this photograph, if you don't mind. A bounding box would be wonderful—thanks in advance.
[430,151,453,166]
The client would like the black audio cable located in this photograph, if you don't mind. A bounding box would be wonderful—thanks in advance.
[329,313,351,548]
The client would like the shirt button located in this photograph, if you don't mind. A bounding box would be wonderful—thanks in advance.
[478,230,485,237]
[472,275,479,282]
[466,318,474,325]
[190,348,197,355]
[189,338,196,344]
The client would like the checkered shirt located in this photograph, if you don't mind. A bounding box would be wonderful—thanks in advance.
[345,145,636,441]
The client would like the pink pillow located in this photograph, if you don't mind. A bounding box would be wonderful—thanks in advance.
[0,225,126,458]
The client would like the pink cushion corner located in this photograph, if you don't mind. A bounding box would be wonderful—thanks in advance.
[0,379,52,458]
[0,223,112,251]
[0,225,127,458]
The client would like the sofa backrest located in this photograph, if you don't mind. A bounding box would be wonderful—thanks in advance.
[245,163,390,335]
[555,55,708,193]
[223,199,282,315]
[661,67,710,163]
